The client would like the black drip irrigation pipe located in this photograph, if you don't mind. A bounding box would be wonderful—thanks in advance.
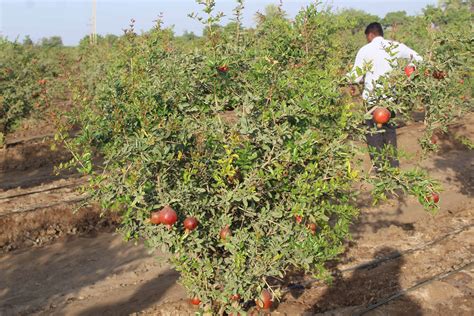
[0,181,84,201]
[0,196,89,218]
[284,223,473,293]
[340,223,474,273]
[354,260,474,316]
[4,131,79,148]
[4,133,56,147]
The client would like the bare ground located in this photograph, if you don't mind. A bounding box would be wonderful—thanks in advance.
[0,114,473,316]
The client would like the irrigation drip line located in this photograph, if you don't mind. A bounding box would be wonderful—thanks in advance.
[340,223,473,273]
[0,196,89,218]
[3,130,80,148]
[355,260,474,316]
[4,133,56,147]
[290,223,473,290]
[0,180,85,201]
[0,173,84,191]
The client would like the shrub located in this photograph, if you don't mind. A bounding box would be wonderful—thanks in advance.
[0,38,71,143]
[61,2,470,314]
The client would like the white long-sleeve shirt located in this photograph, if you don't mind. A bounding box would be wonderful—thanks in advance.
[347,36,423,100]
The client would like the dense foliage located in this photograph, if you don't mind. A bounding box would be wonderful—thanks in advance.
[0,38,72,144]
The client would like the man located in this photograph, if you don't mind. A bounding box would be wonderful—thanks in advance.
[347,22,422,171]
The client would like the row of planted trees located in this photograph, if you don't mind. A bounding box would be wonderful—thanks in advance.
[0,38,73,145]
[1,1,469,143]
[0,33,119,146]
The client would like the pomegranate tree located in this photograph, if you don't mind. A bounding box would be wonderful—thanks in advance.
[62,1,470,314]
[0,38,67,144]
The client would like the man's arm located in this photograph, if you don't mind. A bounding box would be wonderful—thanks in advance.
[397,43,423,62]
[346,49,365,83]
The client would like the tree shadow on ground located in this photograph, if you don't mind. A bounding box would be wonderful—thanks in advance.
[326,193,416,271]
[0,233,174,315]
[430,129,474,197]
[350,190,412,236]
[309,247,422,315]
[75,270,179,316]
[0,140,75,190]
[0,139,102,191]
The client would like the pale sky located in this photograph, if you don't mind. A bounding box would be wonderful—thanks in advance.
[1,0,438,46]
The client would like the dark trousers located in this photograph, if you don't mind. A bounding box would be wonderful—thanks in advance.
[365,119,400,170]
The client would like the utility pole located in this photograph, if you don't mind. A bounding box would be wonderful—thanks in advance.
[90,0,97,44]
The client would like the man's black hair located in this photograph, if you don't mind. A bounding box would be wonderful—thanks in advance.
[365,22,384,37]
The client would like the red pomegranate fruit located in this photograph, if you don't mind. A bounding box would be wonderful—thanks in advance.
[150,211,162,225]
[429,193,440,203]
[230,294,241,301]
[433,71,446,80]
[220,225,232,241]
[217,65,229,73]
[159,205,178,226]
[373,107,391,128]
[405,65,415,77]
[307,223,317,235]
[183,216,198,232]
[256,289,272,310]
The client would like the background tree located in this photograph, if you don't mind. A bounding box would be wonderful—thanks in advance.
[40,36,63,48]
[181,30,199,41]
[338,9,379,34]
[382,11,412,27]
[22,35,34,46]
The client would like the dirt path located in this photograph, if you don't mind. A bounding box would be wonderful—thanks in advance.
[0,233,185,316]
[0,115,473,315]
[0,135,113,252]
